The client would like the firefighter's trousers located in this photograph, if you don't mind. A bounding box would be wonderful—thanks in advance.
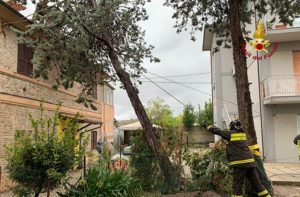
[232,167,270,197]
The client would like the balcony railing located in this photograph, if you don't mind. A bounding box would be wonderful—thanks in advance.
[262,75,300,99]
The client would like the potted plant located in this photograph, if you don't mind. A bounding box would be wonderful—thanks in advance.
[275,24,287,29]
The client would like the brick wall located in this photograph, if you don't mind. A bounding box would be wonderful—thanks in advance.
[0,102,107,170]
[0,21,113,169]
[0,21,18,72]
[0,73,102,113]
[0,22,105,108]
[0,103,54,167]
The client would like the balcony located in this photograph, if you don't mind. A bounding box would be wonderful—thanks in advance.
[262,75,300,104]
[266,16,300,42]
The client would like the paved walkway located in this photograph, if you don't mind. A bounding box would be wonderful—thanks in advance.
[264,163,300,185]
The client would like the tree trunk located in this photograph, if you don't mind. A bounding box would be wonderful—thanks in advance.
[228,1,274,196]
[108,49,177,190]
[85,1,177,189]
[228,0,257,146]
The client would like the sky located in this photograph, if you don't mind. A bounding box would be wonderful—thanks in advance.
[21,1,211,121]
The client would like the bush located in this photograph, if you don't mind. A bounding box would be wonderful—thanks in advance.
[130,129,182,193]
[197,99,213,128]
[58,164,142,197]
[4,102,88,197]
[130,130,162,191]
[183,140,232,195]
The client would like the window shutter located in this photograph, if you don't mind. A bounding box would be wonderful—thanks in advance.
[17,44,33,77]
[91,131,97,150]
[17,44,25,75]
[93,85,97,100]
[26,48,34,77]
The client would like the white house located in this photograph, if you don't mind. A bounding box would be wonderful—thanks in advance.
[203,11,300,163]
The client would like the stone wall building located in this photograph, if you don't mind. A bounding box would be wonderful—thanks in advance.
[0,0,115,168]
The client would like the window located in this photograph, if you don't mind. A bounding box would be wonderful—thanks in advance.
[104,84,113,105]
[92,85,97,100]
[17,44,33,77]
[91,131,97,150]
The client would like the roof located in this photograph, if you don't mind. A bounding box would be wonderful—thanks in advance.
[0,0,32,32]
[60,112,103,125]
[118,121,159,131]
[6,1,26,11]
[266,27,300,42]
[105,82,115,90]
[202,26,213,51]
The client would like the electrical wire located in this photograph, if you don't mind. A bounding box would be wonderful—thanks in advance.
[140,81,211,84]
[140,72,210,80]
[147,71,238,106]
[141,74,187,107]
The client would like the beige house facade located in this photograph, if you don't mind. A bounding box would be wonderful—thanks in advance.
[203,13,300,162]
[0,0,115,168]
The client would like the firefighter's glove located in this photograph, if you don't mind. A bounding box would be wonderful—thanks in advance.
[204,124,215,131]
[202,124,208,130]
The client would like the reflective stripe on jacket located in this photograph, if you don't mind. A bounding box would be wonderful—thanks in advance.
[208,126,256,168]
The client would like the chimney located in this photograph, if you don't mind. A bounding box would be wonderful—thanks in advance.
[5,1,26,11]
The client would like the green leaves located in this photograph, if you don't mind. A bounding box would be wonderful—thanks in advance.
[165,0,300,50]
[182,104,196,130]
[197,99,213,128]
[17,0,158,107]
[4,101,87,196]
[59,165,142,197]
[145,97,177,128]
[183,141,232,194]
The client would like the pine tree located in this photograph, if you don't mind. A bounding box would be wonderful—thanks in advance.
[164,0,300,195]
[16,0,177,189]
[165,0,300,151]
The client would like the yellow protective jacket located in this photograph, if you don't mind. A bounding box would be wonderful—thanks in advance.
[208,125,256,168]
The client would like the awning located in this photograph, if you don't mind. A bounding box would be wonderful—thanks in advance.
[59,112,102,124]
[59,112,103,132]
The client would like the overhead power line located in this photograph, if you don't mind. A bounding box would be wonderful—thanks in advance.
[140,72,210,80]
[140,81,211,84]
[141,74,187,107]
[147,72,261,116]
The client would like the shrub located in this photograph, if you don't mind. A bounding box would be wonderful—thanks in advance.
[130,129,182,193]
[197,99,213,128]
[183,140,232,195]
[4,102,88,197]
[130,130,162,191]
[58,164,142,197]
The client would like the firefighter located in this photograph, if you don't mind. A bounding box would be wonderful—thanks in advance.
[205,120,271,197]
[293,134,300,161]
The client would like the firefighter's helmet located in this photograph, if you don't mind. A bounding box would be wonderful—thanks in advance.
[229,119,242,131]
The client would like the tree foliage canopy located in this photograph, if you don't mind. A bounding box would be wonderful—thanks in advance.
[15,0,178,188]
[197,99,213,128]
[15,0,157,108]
[182,104,196,130]
[165,0,300,45]
[145,97,177,128]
